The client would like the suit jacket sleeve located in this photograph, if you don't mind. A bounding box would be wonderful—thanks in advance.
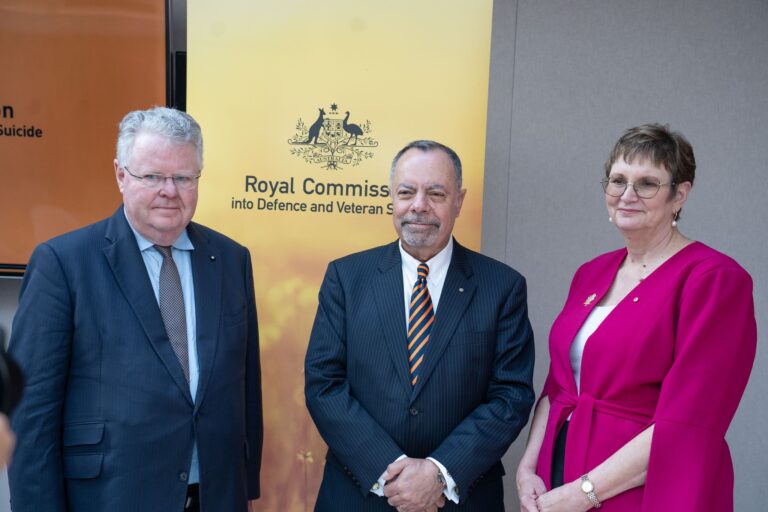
[244,249,263,499]
[642,266,756,511]
[8,243,71,511]
[429,274,535,497]
[305,262,404,495]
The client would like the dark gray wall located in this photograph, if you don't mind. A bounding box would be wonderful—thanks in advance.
[483,1,768,510]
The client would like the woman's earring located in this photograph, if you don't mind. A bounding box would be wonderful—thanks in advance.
[672,211,680,227]
[608,216,613,223]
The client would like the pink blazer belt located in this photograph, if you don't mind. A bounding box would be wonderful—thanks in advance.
[551,392,654,475]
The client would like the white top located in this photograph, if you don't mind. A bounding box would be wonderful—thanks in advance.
[570,306,614,394]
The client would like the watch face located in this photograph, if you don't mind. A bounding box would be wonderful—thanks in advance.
[581,480,594,493]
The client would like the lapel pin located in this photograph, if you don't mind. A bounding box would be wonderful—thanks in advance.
[458,287,464,293]
[584,293,596,306]
[210,255,216,261]
[633,296,639,303]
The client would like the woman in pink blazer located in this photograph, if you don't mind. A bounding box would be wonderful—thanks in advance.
[516,124,756,511]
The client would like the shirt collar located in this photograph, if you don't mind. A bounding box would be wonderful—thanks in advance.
[398,237,453,277]
[123,206,194,252]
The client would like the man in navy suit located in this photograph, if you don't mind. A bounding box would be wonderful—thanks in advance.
[305,140,535,511]
[8,107,262,511]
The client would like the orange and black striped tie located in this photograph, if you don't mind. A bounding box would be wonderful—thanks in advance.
[408,263,434,387]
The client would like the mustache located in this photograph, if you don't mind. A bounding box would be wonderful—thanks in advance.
[400,215,440,228]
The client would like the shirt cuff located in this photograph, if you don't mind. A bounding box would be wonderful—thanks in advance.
[427,457,460,504]
[370,454,407,496]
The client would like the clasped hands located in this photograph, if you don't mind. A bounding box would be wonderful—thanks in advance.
[517,469,590,512]
[383,457,446,512]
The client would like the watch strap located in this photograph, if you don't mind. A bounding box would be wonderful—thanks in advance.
[580,474,602,509]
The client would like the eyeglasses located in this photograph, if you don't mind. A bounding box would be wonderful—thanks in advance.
[601,176,674,199]
[123,166,201,190]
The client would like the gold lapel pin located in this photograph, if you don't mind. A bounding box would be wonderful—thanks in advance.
[584,293,597,306]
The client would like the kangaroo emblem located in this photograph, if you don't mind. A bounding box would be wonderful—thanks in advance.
[288,103,379,169]
[305,108,326,144]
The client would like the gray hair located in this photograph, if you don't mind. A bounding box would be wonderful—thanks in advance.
[604,123,695,188]
[115,106,203,168]
[390,140,463,189]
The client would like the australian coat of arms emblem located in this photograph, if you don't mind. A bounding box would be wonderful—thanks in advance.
[288,103,379,169]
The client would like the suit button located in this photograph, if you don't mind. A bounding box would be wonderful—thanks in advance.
[179,471,189,482]
[409,407,419,416]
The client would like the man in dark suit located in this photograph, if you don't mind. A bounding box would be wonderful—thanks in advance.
[305,140,535,511]
[8,107,262,511]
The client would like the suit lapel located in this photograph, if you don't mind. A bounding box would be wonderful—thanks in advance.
[560,249,626,348]
[411,241,476,402]
[554,249,626,395]
[187,223,222,411]
[372,242,413,395]
[102,208,193,405]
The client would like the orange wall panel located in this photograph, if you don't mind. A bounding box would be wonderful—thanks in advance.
[0,0,166,266]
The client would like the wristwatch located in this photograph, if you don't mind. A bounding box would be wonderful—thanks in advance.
[580,474,602,508]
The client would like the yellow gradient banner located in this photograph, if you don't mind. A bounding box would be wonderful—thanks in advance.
[188,1,492,509]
